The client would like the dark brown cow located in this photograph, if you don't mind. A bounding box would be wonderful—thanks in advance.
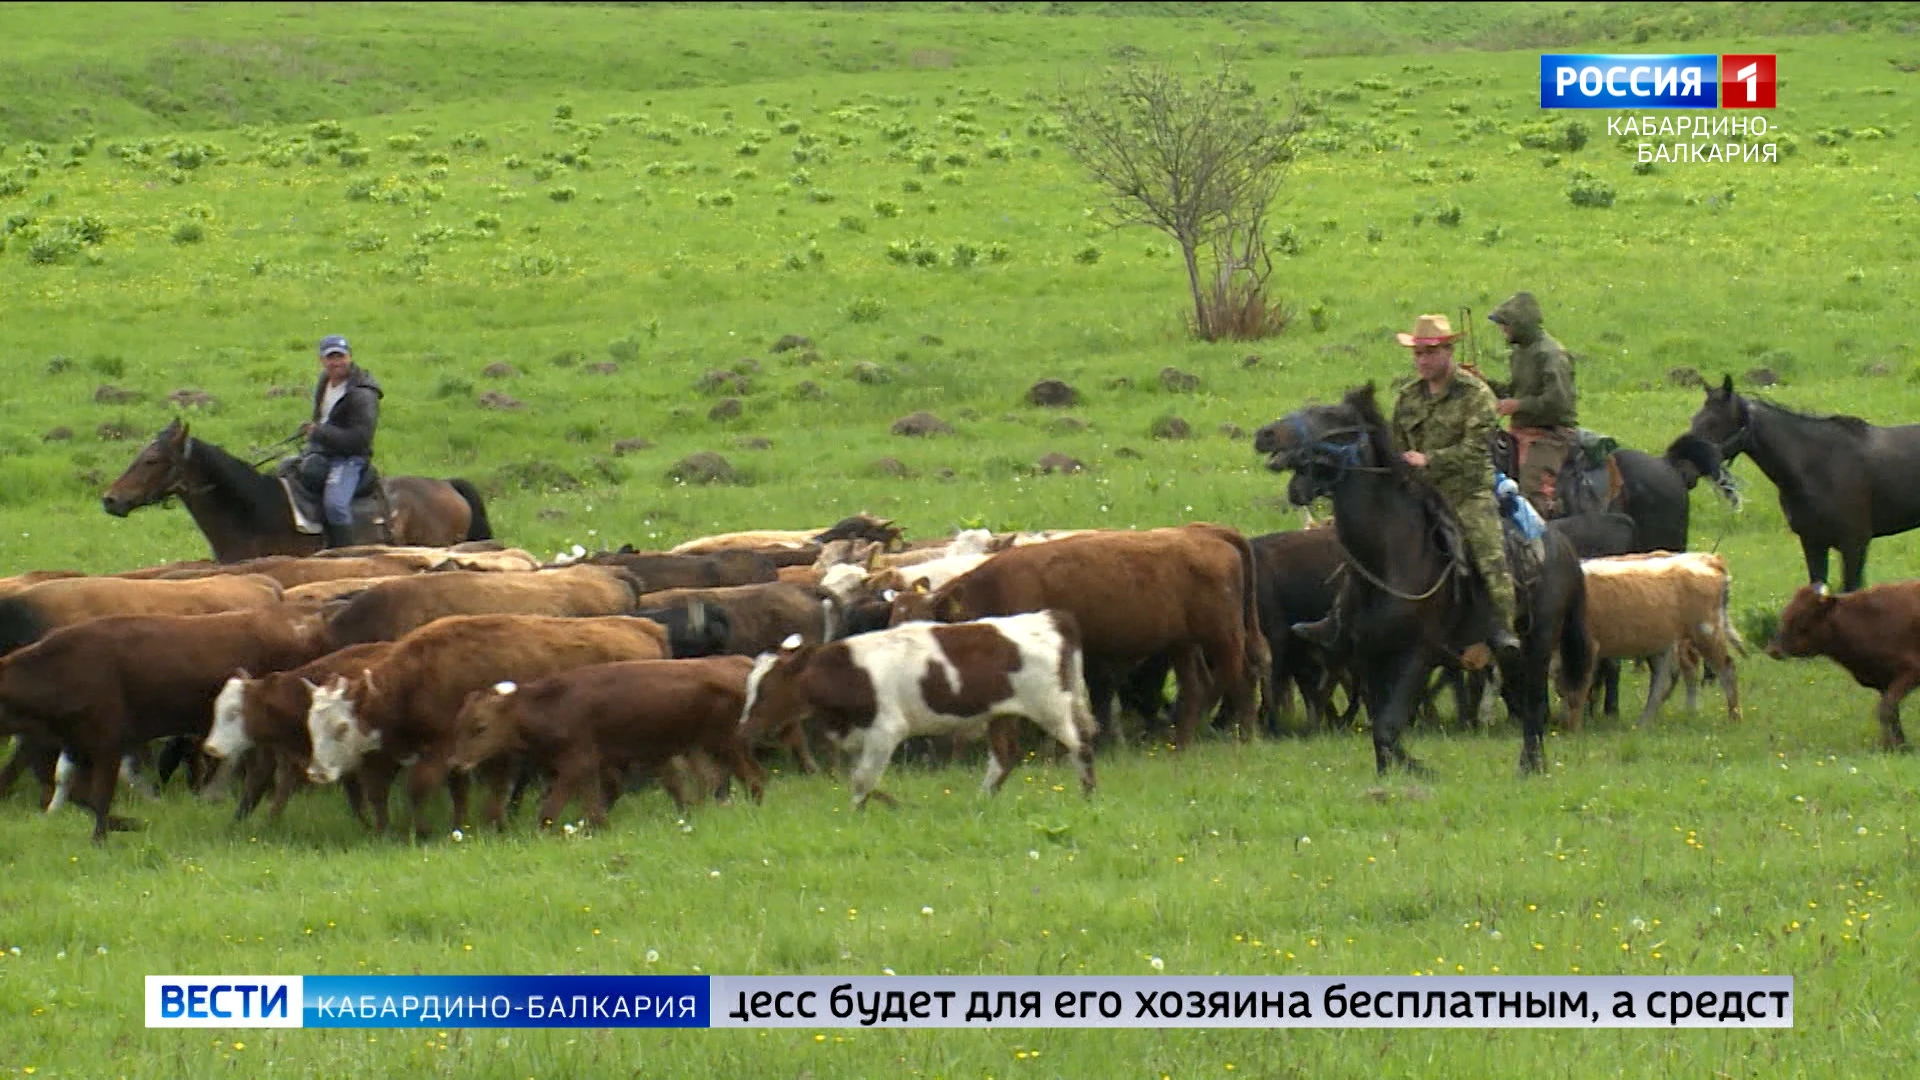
[897,524,1267,748]
[326,565,642,645]
[637,582,837,657]
[1767,582,1920,749]
[582,549,779,589]
[304,614,671,837]
[0,604,335,841]
[205,643,395,825]
[0,573,284,656]
[448,655,767,828]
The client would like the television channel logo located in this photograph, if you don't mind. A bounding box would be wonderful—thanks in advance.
[1539,54,1776,109]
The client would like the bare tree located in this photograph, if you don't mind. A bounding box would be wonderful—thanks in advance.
[1056,53,1305,341]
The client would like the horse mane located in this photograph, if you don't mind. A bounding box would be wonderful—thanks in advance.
[186,437,290,532]
[1340,382,1468,540]
[1749,396,1872,437]
[1663,432,1723,474]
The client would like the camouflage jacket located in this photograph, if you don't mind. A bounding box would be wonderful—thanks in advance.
[1489,291,1577,429]
[1392,368,1500,509]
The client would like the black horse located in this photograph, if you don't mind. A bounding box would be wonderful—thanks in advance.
[1493,429,1738,551]
[1254,384,1592,776]
[1690,374,1920,592]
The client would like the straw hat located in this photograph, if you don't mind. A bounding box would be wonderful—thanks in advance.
[1394,313,1461,347]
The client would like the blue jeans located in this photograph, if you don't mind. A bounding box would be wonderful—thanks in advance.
[322,456,368,526]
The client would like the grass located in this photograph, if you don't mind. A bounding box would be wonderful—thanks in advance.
[3,2,1920,1074]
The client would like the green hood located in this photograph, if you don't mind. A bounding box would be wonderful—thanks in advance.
[1489,291,1544,346]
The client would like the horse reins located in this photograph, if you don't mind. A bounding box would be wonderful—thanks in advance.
[1284,414,1461,603]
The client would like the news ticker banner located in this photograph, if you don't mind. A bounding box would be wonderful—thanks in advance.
[148,975,1794,1030]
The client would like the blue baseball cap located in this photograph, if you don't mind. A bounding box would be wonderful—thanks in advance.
[318,334,351,357]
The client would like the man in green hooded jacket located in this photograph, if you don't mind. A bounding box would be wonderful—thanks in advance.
[1488,291,1577,517]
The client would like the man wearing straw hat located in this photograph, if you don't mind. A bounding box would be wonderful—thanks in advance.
[1295,313,1523,659]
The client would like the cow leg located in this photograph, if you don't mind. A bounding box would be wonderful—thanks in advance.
[474,759,511,831]
[232,749,275,822]
[1168,649,1213,750]
[577,756,611,829]
[1638,649,1678,727]
[536,762,584,827]
[265,755,306,822]
[401,758,454,839]
[1876,675,1917,751]
[782,720,821,776]
[718,737,768,804]
[982,717,1019,795]
[1802,538,1831,592]
[845,727,902,809]
[83,751,139,842]
[1710,640,1741,723]
[45,751,77,815]
[1841,542,1869,595]
[1599,659,1620,718]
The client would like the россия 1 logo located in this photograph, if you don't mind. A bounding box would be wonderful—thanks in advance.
[1539,54,1777,109]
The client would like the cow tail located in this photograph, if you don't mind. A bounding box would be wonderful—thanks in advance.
[448,478,494,542]
[1230,531,1271,691]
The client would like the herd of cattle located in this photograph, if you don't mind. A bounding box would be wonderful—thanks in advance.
[0,508,1909,843]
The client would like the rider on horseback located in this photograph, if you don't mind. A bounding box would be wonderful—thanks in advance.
[1294,314,1524,662]
[1488,291,1578,517]
[299,334,383,549]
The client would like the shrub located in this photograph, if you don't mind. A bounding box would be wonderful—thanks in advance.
[1074,244,1101,265]
[170,219,206,245]
[530,163,556,181]
[336,146,371,167]
[1567,169,1616,208]
[608,337,640,362]
[951,242,979,268]
[985,241,1011,263]
[434,375,475,399]
[838,215,867,233]
[807,189,836,203]
[1432,202,1463,226]
[346,231,387,253]
[872,200,901,218]
[548,186,577,203]
[901,179,923,193]
[843,295,887,323]
[695,190,736,207]
[387,133,421,151]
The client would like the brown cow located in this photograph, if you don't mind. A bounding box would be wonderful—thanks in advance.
[326,564,642,645]
[303,614,671,837]
[448,655,767,828]
[898,524,1267,748]
[157,554,431,587]
[283,576,412,604]
[0,570,86,599]
[579,549,779,589]
[1767,582,1920,749]
[206,643,396,825]
[0,604,335,841]
[637,582,838,657]
[0,573,284,656]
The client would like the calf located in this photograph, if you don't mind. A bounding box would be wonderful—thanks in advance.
[0,604,334,841]
[157,554,430,587]
[206,643,395,825]
[327,564,642,645]
[739,612,1096,808]
[448,655,767,828]
[1767,582,1920,749]
[304,613,670,837]
[1562,552,1740,728]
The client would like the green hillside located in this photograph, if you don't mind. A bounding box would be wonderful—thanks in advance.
[3,5,1920,1076]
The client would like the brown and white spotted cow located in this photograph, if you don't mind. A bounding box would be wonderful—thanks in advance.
[738,611,1096,808]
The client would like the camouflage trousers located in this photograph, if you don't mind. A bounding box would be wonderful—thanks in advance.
[1511,426,1575,517]
[1456,494,1517,632]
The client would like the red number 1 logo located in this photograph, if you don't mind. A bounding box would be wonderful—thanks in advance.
[1720,54,1777,108]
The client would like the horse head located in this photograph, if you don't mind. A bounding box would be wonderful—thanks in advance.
[102,419,191,517]
[1252,384,1395,505]
[1688,374,1751,461]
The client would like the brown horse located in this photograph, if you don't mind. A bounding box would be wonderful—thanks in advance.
[102,419,493,563]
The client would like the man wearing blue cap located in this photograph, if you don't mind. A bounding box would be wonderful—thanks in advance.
[300,334,383,548]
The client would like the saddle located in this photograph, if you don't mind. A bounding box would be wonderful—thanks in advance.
[1553,429,1625,517]
[274,454,392,541]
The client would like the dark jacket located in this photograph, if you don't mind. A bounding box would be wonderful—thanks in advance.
[307,365,382,458]
[1488,291,1577,429]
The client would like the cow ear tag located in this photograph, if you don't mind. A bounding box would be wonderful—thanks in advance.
[780,633,804,651]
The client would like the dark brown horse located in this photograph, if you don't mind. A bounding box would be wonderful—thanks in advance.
[1691,374,1920,592]
[101,419,492,563]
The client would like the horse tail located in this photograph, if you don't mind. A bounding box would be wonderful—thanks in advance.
[1556,566,1594,700]
[0,597,48,658]
[448,478,494,542]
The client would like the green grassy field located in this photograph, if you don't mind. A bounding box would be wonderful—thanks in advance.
[3,2,1920,1074]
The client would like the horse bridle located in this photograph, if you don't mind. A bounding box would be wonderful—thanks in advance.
[137,436,209,510]
[1713,394,1754,460]
[1280,414,1461,603]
